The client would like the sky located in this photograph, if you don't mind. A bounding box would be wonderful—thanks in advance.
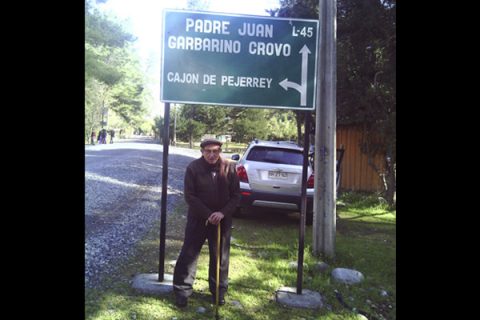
[95,0,282,117]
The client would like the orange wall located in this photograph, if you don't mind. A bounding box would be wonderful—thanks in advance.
[337,125,384,192]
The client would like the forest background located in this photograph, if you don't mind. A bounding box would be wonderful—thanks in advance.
[85,0,395,206]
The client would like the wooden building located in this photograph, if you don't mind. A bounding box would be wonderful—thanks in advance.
[336,125,385,192]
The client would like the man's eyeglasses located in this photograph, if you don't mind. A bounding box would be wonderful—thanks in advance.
[202,149,221,155]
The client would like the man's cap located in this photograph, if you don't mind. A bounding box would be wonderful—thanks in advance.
[200,139,223,148]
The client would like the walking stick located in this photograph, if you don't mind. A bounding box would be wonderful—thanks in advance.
[215,222,221,320]
[205,219,222,319]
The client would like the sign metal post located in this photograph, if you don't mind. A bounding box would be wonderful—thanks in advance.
[158,102,170,281]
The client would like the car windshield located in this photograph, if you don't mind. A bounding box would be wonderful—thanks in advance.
[246,146,303,165]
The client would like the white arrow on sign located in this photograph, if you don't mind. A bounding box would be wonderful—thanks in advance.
[278,44,311,106]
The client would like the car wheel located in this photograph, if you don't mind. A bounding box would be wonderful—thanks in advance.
[233,207,248,218]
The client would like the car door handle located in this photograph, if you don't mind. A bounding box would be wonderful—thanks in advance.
[273,186,280,189]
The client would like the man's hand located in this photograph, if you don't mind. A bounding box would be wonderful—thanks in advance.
[208,211,224,225]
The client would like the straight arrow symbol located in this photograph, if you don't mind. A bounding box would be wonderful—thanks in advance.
[278,44,311,106]
[299,44,311,92]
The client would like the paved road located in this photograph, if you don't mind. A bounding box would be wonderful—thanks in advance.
[84,136,200,287]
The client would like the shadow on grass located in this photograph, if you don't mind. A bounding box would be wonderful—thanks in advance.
[340,212,393,221]
[86,194,396,320]
[234,207,303,227]
[337,219,395,237]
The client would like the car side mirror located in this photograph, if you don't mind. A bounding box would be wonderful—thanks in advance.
[231,154,240,161]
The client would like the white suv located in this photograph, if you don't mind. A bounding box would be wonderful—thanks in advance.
[231,140,315,224]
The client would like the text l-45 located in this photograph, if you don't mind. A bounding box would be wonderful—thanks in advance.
[292,26,314,38]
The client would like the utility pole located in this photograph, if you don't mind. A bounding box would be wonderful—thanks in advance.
[313,0,337,258]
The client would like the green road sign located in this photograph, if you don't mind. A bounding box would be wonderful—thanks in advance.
[161,10,319,110]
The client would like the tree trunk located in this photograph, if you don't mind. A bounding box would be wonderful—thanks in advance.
[296,111,303,145]
[383,152,396,209]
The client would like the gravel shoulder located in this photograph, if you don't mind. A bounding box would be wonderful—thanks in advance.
[85,138,200,288]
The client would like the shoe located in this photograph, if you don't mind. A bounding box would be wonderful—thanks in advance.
[212,295,225,306]
[175,296,188,308]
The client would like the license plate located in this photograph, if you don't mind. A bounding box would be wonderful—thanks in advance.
[268,171,288,180]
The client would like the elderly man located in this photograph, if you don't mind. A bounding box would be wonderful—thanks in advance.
[173,138,240,308]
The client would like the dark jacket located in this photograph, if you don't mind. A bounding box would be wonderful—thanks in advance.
[184,156,240,220]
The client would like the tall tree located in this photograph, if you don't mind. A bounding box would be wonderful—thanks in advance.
[107,46,147,126]
[231,108,270,143]
[274,0,396,206]
[336,0,396,206]
[186,0,211,10]
[195,105,230,134]
[85,0,147,140]
[178,105,206,148]
[266,110,297,141]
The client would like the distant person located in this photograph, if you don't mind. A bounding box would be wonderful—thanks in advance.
[109,129,115,144]
[100,129,107,144]
[90,131,96,145]
[173,139,240,308]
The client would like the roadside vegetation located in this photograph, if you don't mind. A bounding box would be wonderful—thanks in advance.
[173,140,248,154]
[86,0,396,207]
[85,191,395,320]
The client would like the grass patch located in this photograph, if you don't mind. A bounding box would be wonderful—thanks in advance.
[85,192,395,319]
